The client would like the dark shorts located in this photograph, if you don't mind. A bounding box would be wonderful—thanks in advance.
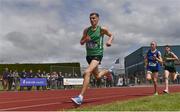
[86,55,103,64]
[147,69,159,73]
[2,76,8,80]
[164,66,176,73]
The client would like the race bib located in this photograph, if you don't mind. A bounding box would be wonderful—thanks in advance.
[164,61,174,67]
[148,62,156,67]
[87,40,98,49]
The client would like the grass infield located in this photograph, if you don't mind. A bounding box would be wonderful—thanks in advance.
[72,93,180,111]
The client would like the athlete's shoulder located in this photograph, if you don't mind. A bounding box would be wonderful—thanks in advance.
[170,51,175,55]
[156,49,161,53]
[100,26,112,36]
[146,49,151,54]
[156,50,161,56]
[170,51,177,58]
[83,27,91,34]
[84,27,91,31]
[100,26,108,31]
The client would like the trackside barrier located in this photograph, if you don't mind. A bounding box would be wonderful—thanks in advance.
[20,78,47,86]
[63,78,83,85]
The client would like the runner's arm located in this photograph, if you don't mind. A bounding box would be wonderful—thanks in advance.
[166,52,179,61]
[155,52,163,64]
[144,55,148,68]
[80,28,90,45]
[101,26,113,47]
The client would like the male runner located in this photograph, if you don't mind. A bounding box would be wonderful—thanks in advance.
[163,45,179,94]
[71,12,113,105]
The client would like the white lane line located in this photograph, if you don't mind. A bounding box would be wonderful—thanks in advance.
[0,102,62,111]
[0,96,71,104]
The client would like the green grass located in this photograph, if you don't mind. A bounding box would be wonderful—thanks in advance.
[72,93,180,111]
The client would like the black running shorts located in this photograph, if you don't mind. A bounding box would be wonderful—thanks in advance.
[86,55,103,64]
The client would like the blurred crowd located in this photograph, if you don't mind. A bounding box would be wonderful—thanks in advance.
[0,67,121,91]
[0,68,65,91]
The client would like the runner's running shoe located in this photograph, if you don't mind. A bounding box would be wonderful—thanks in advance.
[163,90,169,94]
[71,96,83,105]
[154,92,159,96]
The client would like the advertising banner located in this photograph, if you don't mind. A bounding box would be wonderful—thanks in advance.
[63,78,83,85]
[20,78,47,86]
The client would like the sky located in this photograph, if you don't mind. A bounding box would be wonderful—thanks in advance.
[0,0,180,68]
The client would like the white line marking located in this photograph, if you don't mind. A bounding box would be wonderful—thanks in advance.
[0,96,71,104]
[0,102,62,111]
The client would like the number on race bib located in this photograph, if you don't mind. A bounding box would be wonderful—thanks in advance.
[148,62,156,67]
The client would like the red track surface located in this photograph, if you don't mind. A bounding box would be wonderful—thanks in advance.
[0,85,179,111]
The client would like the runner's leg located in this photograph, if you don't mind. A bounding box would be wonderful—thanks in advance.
[164,70,169,92]
[80,60,99,96]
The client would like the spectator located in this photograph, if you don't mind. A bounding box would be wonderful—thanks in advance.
[58,72,64,89]
[19,69,27,91]
[49,72,53,89]
[35,70,42,90]
[15,70,19,90]
[50,72,58,89]
[12,70,19,91]
[55,72,59,89]
[92,75,96,87]
[176,72,180,84]
[106,72,113,87]
[90,75,96,87]
[0,75,2,89]
[96,78,101,88]
[27,70,34,91]
[47,73,51,89]
[137,78,141,85]
[2,68,9,91]
[102,76,106,87]
[41,71,48,90]
[8,70,13,91]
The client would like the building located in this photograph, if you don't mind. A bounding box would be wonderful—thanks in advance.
[124,45,180,84]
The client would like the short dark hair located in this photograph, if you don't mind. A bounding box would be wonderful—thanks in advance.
[90,12,99,17]
[165,45,170,48]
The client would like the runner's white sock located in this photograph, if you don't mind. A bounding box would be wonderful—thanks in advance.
[79,94,83,100]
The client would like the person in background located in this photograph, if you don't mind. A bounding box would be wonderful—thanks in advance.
[58,72,64,89]
[2,68,9,91]
[27,70,34,91]
[35,70,42,90]
[144,41,163,95]
[19,69,27,91]
[12,70,19,91]
[163,45,179,94]
[8,70,13,91]
[42,71,47,90]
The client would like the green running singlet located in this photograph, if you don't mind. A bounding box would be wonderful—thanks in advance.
[164,52,175,68]
[86,26,103,56]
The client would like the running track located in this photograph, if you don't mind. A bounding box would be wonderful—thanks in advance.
[0,85,179,111]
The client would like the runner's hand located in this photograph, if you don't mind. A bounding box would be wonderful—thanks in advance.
[80,35,91,45]
[106,41,112,47]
